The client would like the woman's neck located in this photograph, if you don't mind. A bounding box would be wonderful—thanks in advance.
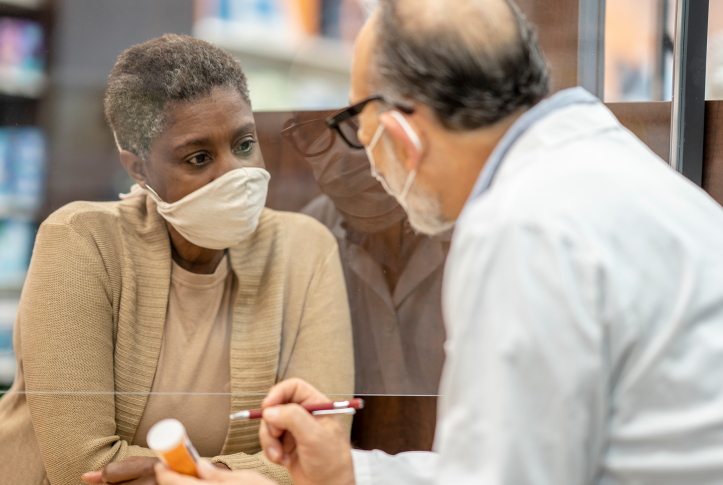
[167,222,226,274]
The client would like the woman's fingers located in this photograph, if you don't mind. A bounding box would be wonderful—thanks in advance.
[196,460,231,479]
[261,378,328,408]
[102,456,159,483]
[80,470,104,484]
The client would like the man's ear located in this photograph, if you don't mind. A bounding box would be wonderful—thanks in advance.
[119,150,151,188]
[379,111,422,172]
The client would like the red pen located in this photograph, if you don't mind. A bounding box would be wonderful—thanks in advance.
[229,398,365,420]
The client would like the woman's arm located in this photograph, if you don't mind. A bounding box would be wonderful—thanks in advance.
[21,220,155,485]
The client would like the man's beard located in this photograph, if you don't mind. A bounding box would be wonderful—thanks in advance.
[379,136,455,236]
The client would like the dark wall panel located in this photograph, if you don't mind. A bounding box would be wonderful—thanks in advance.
[703,101,723,205]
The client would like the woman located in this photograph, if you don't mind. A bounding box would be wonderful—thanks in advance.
[0,34,353,485]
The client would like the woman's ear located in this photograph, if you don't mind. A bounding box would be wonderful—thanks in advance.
[379,111,422,172]
[119,150,151,188]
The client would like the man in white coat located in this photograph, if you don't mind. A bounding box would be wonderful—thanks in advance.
[156,0,723,484]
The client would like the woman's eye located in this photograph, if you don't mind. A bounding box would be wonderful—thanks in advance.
[188,154,210,165]
[235,139,256,155]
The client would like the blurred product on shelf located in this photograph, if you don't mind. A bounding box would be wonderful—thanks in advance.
[0,127,46,218]
[0,297,18,386]
[195,0,299,42]
[708,32,723,100]
[0,219,35,291]
[0,16,46,97]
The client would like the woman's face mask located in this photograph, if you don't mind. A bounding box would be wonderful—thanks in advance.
[122,167,270,249]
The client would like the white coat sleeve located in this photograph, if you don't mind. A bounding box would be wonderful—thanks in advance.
[352,450,438,485]
[434,219,607,485]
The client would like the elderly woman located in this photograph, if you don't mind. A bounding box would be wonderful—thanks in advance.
[0,34,353,485]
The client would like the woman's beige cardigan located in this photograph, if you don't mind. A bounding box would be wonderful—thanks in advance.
[0,195,354,485]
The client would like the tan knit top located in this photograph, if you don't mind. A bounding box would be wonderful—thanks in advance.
[0,195,354,485]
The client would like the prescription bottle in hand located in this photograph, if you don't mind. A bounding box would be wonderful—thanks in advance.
[147,419,200,477]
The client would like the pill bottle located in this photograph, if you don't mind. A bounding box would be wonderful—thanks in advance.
[147,419,200,477]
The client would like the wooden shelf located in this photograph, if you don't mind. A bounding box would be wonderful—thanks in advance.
[0,70,47,98]
[0,0,44,10]
[193,18,352,75]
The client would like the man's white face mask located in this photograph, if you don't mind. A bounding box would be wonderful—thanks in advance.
[365,112,454,236]
[121,167,270,250]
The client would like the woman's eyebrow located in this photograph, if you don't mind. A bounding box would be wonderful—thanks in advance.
[173,122,256,153]
[230,122,256,140]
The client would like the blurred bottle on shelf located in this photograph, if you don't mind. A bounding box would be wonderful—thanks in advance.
[320,0,364,44]
[0,297,18,386]
[11,128,45,215]
[0,218,34,291]
[0,128,45,293]
[0,16,46,97]
[0,127,46,218]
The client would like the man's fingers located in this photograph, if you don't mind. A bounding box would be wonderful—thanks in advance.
[196,460,231,479]
[262,378,328,408]
[154,463,199,485]
[262,403,322,449]
[259,419,284,464]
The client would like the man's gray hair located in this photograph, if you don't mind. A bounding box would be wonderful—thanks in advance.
[104,34,251,161]
[372,0,550,130]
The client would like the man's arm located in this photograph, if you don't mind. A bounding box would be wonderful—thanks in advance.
[435,219,607,485]
[351,450,437,485]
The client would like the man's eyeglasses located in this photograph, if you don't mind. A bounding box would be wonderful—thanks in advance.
[280,96,414,158]
[326,95,414,149]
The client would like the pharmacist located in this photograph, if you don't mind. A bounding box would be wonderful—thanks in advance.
[156,0,723,484]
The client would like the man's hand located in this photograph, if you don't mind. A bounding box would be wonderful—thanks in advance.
[81,456,160,484]
[154,460,274,485]
[259,378,356,485]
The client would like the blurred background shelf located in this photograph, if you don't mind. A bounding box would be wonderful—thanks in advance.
[0,0,44,11]
[192,0,363,110]
[194,17,352,75]
[0,72,47,98]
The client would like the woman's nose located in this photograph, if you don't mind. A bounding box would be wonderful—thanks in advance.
[214,150,242,176]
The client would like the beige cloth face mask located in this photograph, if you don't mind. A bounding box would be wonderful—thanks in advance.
[121,167,271,250]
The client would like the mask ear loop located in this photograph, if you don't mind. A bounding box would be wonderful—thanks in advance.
[388,111,422,202]
[145,185,164,202]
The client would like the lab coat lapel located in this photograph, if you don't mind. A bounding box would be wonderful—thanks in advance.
[332,218,396,311]
[393,235,449,308]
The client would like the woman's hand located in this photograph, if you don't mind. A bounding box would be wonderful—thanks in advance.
[82,457,232,484]
[81,456,160,484]
[154,461,274,485]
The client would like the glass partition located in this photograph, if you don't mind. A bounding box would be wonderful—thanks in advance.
[1,0,712,468]
[604,0,675,102]
[707,0,723,99]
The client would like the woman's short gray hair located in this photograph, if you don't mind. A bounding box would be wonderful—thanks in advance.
[104,34,250,161]
[372,0,550,130]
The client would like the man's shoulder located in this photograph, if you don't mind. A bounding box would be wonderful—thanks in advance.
[260,207,338,253]
[300,194,342,231]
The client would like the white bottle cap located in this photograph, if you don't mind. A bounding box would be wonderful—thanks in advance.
[147,418,185,453]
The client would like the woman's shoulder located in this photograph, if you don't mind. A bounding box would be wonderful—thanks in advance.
[40,196,159,250]
[43,200,125,228]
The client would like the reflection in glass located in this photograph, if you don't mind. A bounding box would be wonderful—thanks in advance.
[284,112,449,396]
[605,0,675,102]
[707,0,723,99]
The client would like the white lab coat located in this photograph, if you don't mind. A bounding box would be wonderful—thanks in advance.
[352,90,723,485]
